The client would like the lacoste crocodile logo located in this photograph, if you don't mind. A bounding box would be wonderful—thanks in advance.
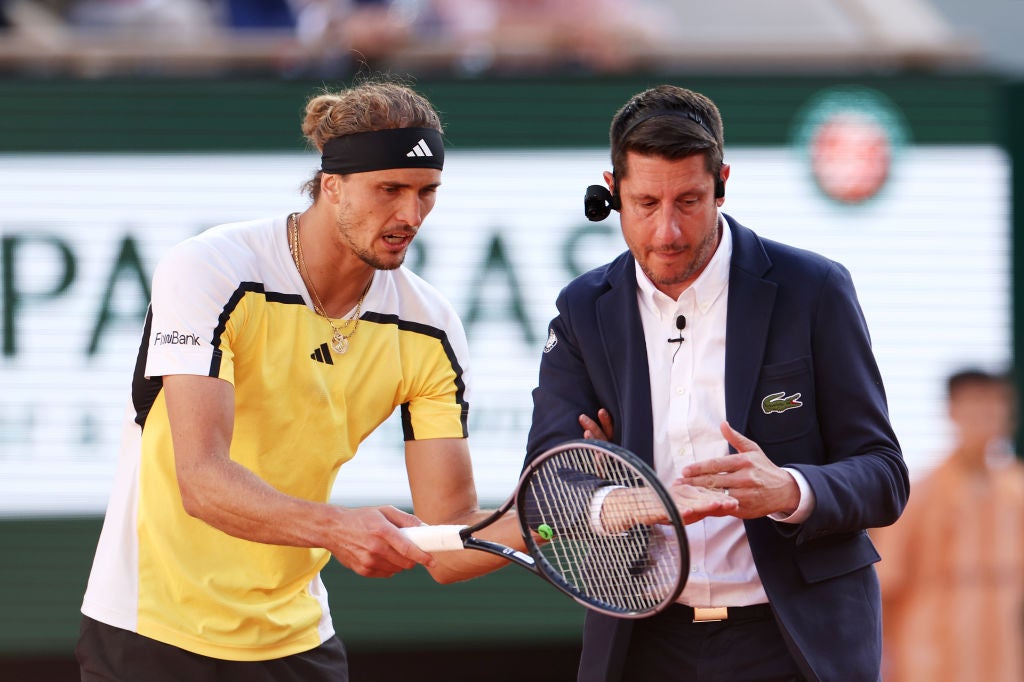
[761,391,803,414]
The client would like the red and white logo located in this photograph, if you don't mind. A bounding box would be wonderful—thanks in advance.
[793,87,908,206]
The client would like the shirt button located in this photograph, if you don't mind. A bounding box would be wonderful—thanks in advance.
[675,387,686,395]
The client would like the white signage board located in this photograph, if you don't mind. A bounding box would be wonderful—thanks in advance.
[0,147,1009,515]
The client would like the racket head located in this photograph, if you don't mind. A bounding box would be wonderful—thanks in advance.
[516,439,688,618]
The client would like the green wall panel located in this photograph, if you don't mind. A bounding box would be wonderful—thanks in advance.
[0,74,1005,152]
[0,518,96,654]
[1008,81,1024,456]
[0,517,584,656]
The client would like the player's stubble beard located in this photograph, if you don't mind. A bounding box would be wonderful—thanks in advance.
[335,212,415,272]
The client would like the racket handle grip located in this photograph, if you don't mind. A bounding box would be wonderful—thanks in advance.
[400,525,468,552]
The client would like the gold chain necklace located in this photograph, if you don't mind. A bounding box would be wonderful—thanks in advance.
[288,212,371,355]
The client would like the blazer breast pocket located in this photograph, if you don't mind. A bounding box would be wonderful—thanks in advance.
[746,356,815,445]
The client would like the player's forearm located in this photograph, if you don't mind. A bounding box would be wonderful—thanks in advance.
[424,510,522,584]
[178,454,335,548]
[164,373,332,546]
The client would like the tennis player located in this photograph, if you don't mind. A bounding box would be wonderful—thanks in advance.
[74,79,530,682]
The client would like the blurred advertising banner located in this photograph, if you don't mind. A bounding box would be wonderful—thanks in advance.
[0,144,1008,515]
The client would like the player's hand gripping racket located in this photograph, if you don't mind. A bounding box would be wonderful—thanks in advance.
[401,439,688,618]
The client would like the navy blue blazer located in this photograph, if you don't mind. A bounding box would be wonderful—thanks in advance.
[526,215,909,682]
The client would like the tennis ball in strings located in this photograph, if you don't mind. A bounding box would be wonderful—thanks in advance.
[537,523,554,540]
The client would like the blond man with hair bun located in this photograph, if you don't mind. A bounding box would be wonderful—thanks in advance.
[76,79,522,681]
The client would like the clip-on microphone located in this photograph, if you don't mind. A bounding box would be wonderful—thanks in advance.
[667,315,686,343]
[667,315,686,361]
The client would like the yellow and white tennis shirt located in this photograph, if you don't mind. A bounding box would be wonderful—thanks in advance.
[81,214,471,661]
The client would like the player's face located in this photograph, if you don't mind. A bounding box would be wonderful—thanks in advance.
[333,168,441,270]
[610,152,728,299]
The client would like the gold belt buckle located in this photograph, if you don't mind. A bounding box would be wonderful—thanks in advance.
[692,606,729,622]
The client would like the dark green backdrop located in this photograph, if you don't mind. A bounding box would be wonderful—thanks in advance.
[0,75,1003,152]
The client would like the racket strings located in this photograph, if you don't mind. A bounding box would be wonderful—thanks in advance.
[558,451,647,611]
[579,453,654,611]
[524,446,683,614]
[591,454,680,610]
[530,451,600,596]
[548,448,677,611]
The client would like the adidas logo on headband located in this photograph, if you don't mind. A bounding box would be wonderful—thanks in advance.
[321,127,444,174]
[406,139,434,158]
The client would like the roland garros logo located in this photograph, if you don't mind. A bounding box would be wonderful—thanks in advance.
[792,87,908,206]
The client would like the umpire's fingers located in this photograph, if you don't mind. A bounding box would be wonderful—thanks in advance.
[720,421,761,454]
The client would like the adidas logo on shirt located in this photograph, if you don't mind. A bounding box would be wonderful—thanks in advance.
[406,139,433,158]
[310,343,333,365]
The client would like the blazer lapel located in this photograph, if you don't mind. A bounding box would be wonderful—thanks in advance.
[724,217,777,437]
[595,254,655,466]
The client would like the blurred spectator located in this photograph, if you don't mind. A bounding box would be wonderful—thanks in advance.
[2,0,422,76]
[3,0,215,41]
[221,0,295,28]
[872,368,1024,682]
[218,0,420,75]
[425,0,671,74]
[293,0,415,66]
[2,0,72,42]
[67,0,215,36]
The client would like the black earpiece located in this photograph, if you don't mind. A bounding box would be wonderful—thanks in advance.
[584,185,620,222]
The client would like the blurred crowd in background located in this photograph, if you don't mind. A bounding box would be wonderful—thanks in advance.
[0,0,677,77]
[0,0,986,77]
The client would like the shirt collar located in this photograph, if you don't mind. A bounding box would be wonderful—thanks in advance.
[635,212,732,314]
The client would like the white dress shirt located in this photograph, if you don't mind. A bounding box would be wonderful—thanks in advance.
[635,217,813,607]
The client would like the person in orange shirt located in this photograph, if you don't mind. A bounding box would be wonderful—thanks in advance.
[874,368,1024,682]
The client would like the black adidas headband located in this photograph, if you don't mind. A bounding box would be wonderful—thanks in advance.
[320,127,444,175]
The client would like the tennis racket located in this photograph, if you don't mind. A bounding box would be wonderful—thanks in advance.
[400,439,688,618]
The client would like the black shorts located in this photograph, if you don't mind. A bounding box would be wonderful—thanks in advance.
[76,615,349,682]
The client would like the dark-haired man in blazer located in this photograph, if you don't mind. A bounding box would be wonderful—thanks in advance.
[526,84,908,682]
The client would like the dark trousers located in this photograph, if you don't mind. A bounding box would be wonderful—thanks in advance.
[620,605,805,682]
[76,616,349,682]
